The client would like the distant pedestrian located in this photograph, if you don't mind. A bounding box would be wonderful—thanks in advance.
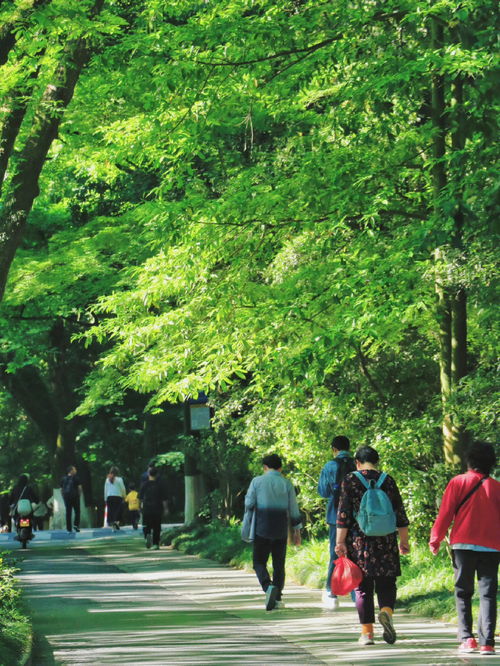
[429,441,500,656]
[335,446,410,646]
[104,466,126,531]
[125,482,140,530]
[61,466,82,533]
[318,435,356,608]
[32,500,49,530]
[139,467,167,550]
[244,453,302,611]
[0,491,11,531]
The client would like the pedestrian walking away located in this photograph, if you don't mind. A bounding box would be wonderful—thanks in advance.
[317,434,356,609]
[335,445,410,647]
[139,467,167,550]
[104,466,126,531]
[125,482,140,529]
[60,466,82,533]
[429,440,500,656]
[244,453,302,611]
[32,499,48,530]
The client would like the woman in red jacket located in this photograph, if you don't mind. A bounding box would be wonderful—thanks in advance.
[429,441,500,656]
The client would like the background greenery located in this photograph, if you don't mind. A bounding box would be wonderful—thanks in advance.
[0,553,32,666]
[0,0,497,549]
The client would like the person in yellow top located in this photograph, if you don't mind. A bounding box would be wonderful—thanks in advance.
[125,482,140,530]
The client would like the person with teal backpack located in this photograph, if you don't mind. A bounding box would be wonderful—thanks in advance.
[353,471,397,536]
[335,446,410,648]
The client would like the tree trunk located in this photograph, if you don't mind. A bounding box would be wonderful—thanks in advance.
[0,0,104,303]
[431,16,469,466]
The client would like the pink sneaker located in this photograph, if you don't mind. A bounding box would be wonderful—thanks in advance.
[459,638,478,653]
[480,645,496,655]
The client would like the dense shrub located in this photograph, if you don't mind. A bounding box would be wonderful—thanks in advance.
[0,553,31,666]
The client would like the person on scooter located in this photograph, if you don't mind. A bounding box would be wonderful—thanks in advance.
[9,474,38,538]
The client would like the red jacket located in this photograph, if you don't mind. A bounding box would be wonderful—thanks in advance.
[430,470,500,551]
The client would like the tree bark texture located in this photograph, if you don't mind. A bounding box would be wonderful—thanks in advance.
[431,16,468,466]
[0,0,105,302]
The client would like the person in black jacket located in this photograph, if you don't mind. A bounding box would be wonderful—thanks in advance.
[139,467,167,550]
[60,466,82,533]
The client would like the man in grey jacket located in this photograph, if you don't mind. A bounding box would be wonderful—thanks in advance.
[244,453,302,611]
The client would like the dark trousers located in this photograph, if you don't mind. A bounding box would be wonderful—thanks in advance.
[128,509,139,529]
[63,495,80,532]
[355,575,397,624]
[253,534,287,601]
[452,549,499,646]
[326,523,337,592]
[143,511,161,545]
[106,496,123,525]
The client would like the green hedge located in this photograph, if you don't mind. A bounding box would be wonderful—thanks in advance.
[0,553,32,666]
[162,521,465,622]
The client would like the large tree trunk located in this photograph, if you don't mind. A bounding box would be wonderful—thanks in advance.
[0,0,104,303]
[431,16,468,466]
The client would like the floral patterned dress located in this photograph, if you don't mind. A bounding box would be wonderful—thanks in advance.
[336,469,409,578]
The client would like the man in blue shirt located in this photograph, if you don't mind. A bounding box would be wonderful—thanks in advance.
[244,453,302,611]
[318,435,355,608]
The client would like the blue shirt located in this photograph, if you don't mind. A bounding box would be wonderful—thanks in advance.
[318,451,354,525]
[244,470,302,540]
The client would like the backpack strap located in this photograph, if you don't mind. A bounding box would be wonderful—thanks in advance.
[454,476,488,516]
[375,472,387,488]
[353,471,370,489]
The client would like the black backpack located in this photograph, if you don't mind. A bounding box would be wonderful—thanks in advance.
[333,456,356,508]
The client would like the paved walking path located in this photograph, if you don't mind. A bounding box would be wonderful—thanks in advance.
[2,528,498,665]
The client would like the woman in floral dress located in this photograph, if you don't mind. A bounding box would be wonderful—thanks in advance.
[335,445,410,646]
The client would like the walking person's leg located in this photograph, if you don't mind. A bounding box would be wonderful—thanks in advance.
[73,496,80,531]
[64,497,73,532]
[476,552,499,651]
[453,549,477,650]
[152,513,161,548]
[143,511,152,547]
[326,523,337,596]
[270,537,287,601]
[355,576,375,644]
[253,534,278,609]
[375,576,397,644]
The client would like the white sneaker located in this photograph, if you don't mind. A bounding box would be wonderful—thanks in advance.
[358,633,374,646]
[322,591,339,609]
[274,600,286,609]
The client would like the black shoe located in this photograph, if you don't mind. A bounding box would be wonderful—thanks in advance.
[265,585,278,611]
[74,526,80,533]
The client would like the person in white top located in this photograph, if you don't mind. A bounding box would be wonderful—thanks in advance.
[104,466,126,531]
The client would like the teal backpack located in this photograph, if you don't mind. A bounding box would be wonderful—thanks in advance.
[353,471,397,536]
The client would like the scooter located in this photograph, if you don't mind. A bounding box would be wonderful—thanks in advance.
[16,514,34,549]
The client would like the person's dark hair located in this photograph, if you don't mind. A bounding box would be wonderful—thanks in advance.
[262,453,282,470]
[355,445,380,465]
[66,465,75,474]
[109,466,119,476]
[17,474,29,487]
[148,467,158,478]
[128,482,136,490]
[331,435,350,451]
[466,441,496,475]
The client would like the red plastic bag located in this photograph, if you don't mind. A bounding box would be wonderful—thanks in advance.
[330,556,363,596]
